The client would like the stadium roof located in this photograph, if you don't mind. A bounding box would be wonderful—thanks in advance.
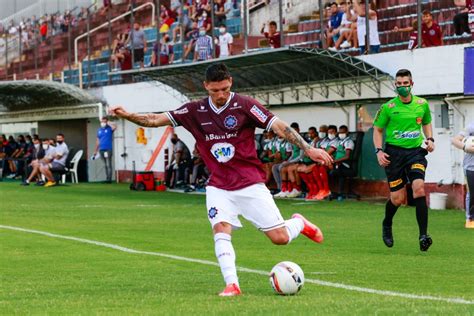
[0,80,100,112]
[120,46,391,99]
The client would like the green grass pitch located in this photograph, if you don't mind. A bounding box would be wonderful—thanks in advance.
[0,182,473,315]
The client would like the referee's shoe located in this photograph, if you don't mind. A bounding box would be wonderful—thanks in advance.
[419,235,433,252]
[382,225,394,248]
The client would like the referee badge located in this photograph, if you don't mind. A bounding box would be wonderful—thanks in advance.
[416,117,422,124]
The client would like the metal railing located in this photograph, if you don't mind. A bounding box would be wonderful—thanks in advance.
[74,1,155,65]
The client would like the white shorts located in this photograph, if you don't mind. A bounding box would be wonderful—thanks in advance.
[206,183,285,231]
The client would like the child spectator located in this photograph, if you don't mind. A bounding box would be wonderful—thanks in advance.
[260,21,281,48]
[152,34,174,66]
[421,10,443,47]
[353,0,380,54]
[218,25,233,58]
[194,27,213,61]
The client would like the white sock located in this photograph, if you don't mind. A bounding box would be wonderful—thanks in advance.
[285,218,304,243]
[214,233,238,286]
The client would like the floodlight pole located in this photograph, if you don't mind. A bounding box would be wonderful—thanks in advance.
[279,0,284,47]
[243,0,248,54]
[156,0,161,66]
[19,27,23,77]
[365,0,370,54]
[130,0,135,69]
[211,0,216,58]
[318,0,326,48]
[417,0,422,49]
[181,0,186,63]
[107,5,112,83]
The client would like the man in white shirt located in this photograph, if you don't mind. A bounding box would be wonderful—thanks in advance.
[40,133,69,187]
[218,25,233,58]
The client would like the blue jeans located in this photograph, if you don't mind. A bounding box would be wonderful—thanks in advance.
[359,45,380,55]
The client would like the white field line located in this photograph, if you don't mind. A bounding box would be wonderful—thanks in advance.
[1,224,473,305]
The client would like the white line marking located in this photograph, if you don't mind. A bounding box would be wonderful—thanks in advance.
[309,272,337,275]
[1,224,473,305]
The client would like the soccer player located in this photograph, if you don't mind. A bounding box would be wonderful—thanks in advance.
[373,69,435,251]
[109,63,333,296]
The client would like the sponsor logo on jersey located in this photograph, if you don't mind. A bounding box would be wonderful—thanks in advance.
[224,115,238,129]
[411,163,425,172]
[205,132,238,141]
[417,99,425,104]
[174,107,189,115]
[389,178,403,188]
[388,102,396,108]
[416,117,422,124]
[250,105,268,123]
[210,142,235,163]
[230,102,242,110]
[201,122,213,126]
[208,207,218,219]
[393,130,421,139]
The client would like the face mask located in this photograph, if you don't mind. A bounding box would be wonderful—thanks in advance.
[199,30,206,36]
[263,139,271,144]
[328,133,336,140]
[34,144,40,149]
[57,141,63,144]
[202,13,207,18]
[42,144,49,150]
[319,132,327,138]
[101,122,107,128]
[26,140,31,144]
[219,28,226,34]
[396,86,411,98]
[171,139,178,144]
[339,133,347,139]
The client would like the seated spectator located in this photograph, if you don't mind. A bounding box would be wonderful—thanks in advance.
[274,123,305,198]
[40,20,48,42]
[194,27,213,61]
[39,133,69,187]
[261,130,278,186]
[10,135,28,179]
[127,22,147,68]
[5,136,18,178]
[185,144,209,192]
[165,133,192,188]
[353,0,380,55]
[118,46,133,71]
[218,25,233,58]
[260,21,281,48]
[171,5,192,43]
[453,0,473,37]
[332,1,357,50]
[111,33,128,70]
[329,125,355,200]
[421,10,443,47]
[151,34,174,66]
[21,138,55,186]
[325,2,344,48]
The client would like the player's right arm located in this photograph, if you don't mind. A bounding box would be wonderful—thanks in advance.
[108,105,172,128]
[373,104,391,167]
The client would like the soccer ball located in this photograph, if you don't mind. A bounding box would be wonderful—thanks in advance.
[269,261,305,295]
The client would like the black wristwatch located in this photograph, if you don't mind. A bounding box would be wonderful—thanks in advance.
[427,137,435,142]
[375,147,383,154]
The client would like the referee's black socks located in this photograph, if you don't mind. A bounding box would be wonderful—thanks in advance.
[414,197,428,236]
[383,200,399,227]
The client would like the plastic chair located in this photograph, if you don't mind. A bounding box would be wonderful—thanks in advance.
[62,150,83,184]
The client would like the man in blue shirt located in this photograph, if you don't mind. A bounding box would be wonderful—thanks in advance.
[94,117,116,183]
[325,2,344,48]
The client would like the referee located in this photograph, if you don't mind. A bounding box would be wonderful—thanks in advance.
[373,69,435,251]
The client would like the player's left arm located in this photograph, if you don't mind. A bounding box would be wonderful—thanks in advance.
[271,119,333,166]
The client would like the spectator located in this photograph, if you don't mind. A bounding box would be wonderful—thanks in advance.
[165,133,192,188]
[10,135,28,179]
[197,10,212,33]
[329,125,355,200]
[453,0,473,37]
[194,26,213,61]
[214,0,227,26]
[421,10,443,47]
[325,2,344,48]
[39,133,69,187]
[127,22,147,68]
[353,0,380,55]
[40,20,48,42]
[171,5,192,43]
[218,24,233,58]
[21,138,54,186]
[332,1,357,50]
[94,117,116,183]
[224,0,234,20]
[151,34,174,66]
[183,21,199,60]
[392,20,419,50]
[297,126,322,200]
[119,46,133,71]
[111,33,128,70]
[260,21,281,48]
[5,136,18,178]
[271,135,292,193]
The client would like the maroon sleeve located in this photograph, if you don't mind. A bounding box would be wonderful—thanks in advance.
[244,97,277,131]
[165,102,195,129]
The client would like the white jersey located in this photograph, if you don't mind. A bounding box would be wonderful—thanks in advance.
[357,15,380,46]
[219,32,233,57]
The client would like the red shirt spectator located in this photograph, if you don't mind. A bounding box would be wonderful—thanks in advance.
[40,22,48,37]
[120,49,132,70]
[261,21,281,49]
[421,10,442,47]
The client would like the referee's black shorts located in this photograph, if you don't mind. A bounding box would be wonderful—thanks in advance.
[384,144,428,192]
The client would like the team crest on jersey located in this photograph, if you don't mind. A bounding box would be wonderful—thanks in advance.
[250,105,268,123]
[211,142,235,163]
[198,105,208,112]
[208,207,218,219]
[416,117,422,124]
[224,115,238,129]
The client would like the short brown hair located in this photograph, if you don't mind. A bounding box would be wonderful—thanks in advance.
[422,10,432,16]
